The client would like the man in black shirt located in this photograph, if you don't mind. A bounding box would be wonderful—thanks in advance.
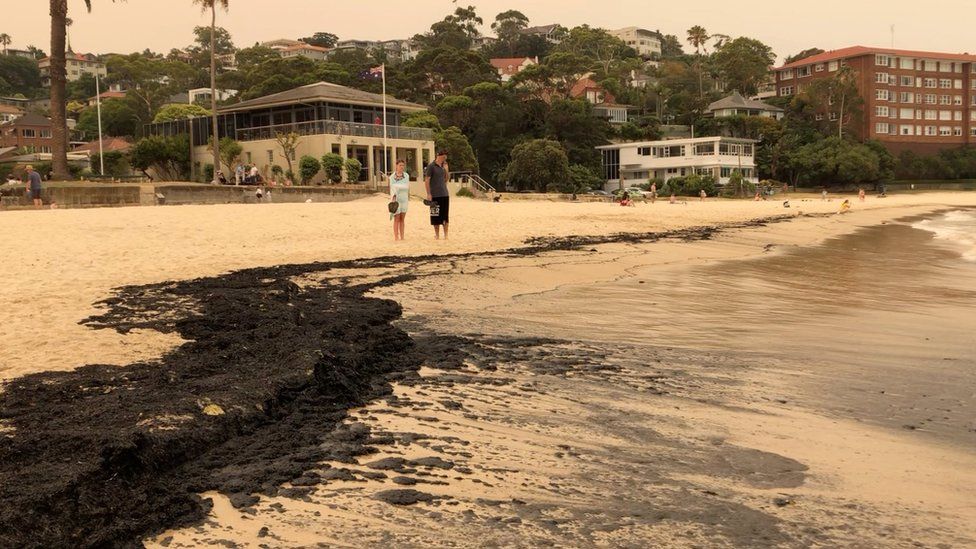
[424,150,450,239]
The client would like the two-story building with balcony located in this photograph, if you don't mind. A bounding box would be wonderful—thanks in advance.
[145,81,435,184]
[598,137,758,189]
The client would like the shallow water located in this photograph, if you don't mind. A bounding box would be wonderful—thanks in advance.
[493,216,976,444]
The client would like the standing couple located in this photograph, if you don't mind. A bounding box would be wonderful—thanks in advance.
[389,149,450,241]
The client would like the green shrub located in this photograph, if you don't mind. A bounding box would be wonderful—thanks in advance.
[299,155,321,184]
[456,186,475,198]
[662,174,717,197]
[91,151,130,177]
[321,153,344,183]
[567,164,604,192]
[203,164,214,183]
[344,158,363,183]
[722,170,756,198]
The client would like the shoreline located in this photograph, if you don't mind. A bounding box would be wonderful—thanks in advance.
[0,195,974,546]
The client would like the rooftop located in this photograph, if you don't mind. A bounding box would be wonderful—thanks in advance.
[597,136,756,150]
[1,113,51,127]
[707,91,783,112]
[218,81,428,114]
[777,45,976,70]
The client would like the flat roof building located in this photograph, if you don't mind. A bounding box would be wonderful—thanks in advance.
[608,27,661,60]
[598,137,758,189]
[775,45,976,154]
[37,52,106,86]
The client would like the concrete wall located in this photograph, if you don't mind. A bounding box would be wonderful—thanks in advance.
[0,182,376,209]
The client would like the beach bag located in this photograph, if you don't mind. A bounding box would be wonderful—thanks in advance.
[388,200,399,214]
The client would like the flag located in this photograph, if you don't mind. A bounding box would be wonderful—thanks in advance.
[360,65,384,80]
[369,65,385,76]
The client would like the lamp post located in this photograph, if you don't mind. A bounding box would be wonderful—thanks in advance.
[94,71,104,175]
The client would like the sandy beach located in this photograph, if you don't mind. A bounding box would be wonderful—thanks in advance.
[1,192,974,547]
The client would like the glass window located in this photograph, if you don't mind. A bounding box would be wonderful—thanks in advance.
[900,92,913,103]
[925,126,937,136]
[900,76,913,87]
[954,79,963,89]
[875,106,889,117]
[875,72,888,83]
[875,54,890,66]
[828,61,838,72]
[694,143,714,155]
[875,122,889,134]
[953,127,962,136]
[939,78,952,88]
[876,89,890,100]
[899,108,914,119]
[21,129,35,137]
[900,125,914,135]
[939,111,951,121]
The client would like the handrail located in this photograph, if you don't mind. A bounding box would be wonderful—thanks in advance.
[235,120,435,142]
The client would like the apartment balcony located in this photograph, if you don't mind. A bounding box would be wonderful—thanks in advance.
[235,120,434,143]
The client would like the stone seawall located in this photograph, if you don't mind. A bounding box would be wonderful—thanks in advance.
[0,183,377,209]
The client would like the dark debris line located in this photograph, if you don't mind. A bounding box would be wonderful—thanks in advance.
[0,217,789,547]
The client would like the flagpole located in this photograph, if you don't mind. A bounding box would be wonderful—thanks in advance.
[95,71,105,175]
[381,63,388,179]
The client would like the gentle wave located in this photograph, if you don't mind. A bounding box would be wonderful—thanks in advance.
[913,210,976,262]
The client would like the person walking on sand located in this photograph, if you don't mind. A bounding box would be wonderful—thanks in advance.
[389,159,410,241]
[821,189,828,201]
[699,189,707,202]
[858,188,866,202]
[650,182,657,204]
[25,165,42,207]
[425,149,450,240]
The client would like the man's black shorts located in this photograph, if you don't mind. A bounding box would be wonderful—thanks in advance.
[429,196,450,225]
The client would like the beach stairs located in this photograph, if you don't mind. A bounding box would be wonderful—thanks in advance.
[460,173,496,200]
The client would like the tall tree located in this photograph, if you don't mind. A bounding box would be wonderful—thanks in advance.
[0,34,11,55]
[192,0,229,184]
[711,37,775,96]
[555,25,635,76]
[490,10,529,57]
[785,47,825,65]
[50,0,118,180]
[686,26,710,54]
[804,65,862,139]
[299,32,338,49]
[658,34,685,59]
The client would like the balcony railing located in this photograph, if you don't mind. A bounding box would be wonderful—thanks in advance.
[235,120,434,143]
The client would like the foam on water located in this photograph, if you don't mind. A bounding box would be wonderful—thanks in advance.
[913,210,976,262]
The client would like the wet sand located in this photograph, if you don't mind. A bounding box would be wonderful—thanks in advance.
[0,195,974,547]
[149,206,973,547]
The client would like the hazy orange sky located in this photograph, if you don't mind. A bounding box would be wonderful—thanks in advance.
[4,0,974,65]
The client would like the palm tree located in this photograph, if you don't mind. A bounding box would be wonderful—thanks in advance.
[193,0,229,184]
[686,26,710,100]
[49,1,117,180]
[686,26,710,55]
[0,34,11,55]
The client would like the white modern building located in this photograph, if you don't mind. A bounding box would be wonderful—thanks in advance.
[188,88,239,104]
[609,27,662,60]
[598,137,758,189]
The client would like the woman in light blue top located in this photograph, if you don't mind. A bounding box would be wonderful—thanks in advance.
[390,159,410,240]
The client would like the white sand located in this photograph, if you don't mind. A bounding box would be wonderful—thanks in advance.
[1,192,973,381]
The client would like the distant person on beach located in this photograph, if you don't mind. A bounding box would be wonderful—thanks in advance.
[754,192,762,201]
[25,165,42,207]
[425,149,450,240]
[249,165,259,184]
[839,199,851,213]
[235,164,244,185]
[669,193,676,204]
[859,188,866,202]
[389,159,410,241]
[620,194,633,207]
[821,189,828,201]
[217,171,228,185]
[699,189,707,202]
[783,200,791,208]
[650,182,657,203]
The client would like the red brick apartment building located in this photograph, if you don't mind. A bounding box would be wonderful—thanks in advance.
[775,46,976,154]
[0,113,54,154]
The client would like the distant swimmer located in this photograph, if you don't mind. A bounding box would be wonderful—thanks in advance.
[858,188,866,202]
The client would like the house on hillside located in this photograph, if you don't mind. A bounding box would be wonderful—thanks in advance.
[0,113,54,154]
[86,90,126,107]
[144,81,435,184]
[521,24,563,44]
[706,91,783,119]
[608,27,662,60]
[490,57,538,82]
[38,52,105,86]
[0,104,24,124]
[280,44,330,61]
[571,77,631,125]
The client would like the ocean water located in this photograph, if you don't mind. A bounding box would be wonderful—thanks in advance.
[913,209,976,262]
